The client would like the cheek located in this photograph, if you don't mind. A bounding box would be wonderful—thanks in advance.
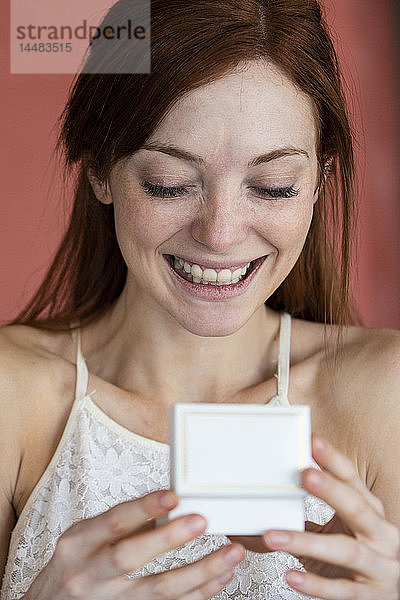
[113,188,189,251]
[258,201,314,253]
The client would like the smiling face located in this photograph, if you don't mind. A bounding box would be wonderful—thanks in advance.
[89,60,320,337]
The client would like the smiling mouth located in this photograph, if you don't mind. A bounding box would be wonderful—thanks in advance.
[164,254,267,286]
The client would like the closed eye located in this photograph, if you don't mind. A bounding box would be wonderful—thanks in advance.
[140,181,189,198]
[252,186,299,198]
[140,181,300,199]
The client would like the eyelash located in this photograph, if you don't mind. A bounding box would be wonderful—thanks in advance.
[140,181,299,199]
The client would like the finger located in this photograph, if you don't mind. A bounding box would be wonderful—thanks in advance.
[180,570,236,600]
[302,466,383,544]
[134,543,245,599]
[143,570,236,600]
[85,513,208,581]
[284,569,366,600]
[263,529,392,581]
[56,490,178,560]
[301,466,395,550]
[311,435,385,515]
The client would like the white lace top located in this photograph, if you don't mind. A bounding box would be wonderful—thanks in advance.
[1,312,335,600]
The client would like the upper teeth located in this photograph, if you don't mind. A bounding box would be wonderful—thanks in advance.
[173,256,251,285]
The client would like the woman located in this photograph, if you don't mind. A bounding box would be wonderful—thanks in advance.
[1,0,399,598]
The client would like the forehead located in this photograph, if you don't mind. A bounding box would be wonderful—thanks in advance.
[145,60,318,168]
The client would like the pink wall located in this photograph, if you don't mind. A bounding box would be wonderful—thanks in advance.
[325,0,400,327]
[1,0,399,328]
[0,0,74,323]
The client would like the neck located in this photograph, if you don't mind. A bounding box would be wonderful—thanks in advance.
[82,286,281,406]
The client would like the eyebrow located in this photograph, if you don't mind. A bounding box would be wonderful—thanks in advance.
[140,142,309,167]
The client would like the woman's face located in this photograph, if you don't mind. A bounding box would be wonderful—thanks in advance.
[91,60,320,337]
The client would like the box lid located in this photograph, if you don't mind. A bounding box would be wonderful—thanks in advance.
[169,403,311,499]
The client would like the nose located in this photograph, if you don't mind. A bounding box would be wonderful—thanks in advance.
[190,190,248,253]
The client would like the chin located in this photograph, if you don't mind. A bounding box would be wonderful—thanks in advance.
[172,307,252,338]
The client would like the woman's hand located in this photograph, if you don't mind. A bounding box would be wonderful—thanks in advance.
[23,489,245,600]
[260,435,400,599]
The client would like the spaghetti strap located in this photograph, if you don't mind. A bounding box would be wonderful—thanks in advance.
[70,321,89,402]
[277,312,291,401]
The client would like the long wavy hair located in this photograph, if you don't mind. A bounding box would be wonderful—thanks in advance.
[8,0,361,346]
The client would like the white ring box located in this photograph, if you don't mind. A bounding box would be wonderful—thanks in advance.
[158,403,312,535]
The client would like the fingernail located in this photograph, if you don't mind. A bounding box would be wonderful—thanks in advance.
[185,515,206,533]
[159,492,177,509]
[313,436,326,451]
[286,570,305,586]
[307,469,323,486]
[224,546,243,566]
[264,531,290,547]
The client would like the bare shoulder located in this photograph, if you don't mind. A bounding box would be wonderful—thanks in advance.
[0,323,78,576]
[325,322,400,396]
[291,315,400,383]
[327,323,400,439]
[0,323,76,412]
[330,324,400,527]
[291,317,400,475]
[335,321,400,433]
[0,324,77,512]
[299,319,400,513]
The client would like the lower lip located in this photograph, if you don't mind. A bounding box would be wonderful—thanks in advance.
[163,255,267,301]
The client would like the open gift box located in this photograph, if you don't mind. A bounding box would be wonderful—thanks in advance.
[159,403,312,535]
